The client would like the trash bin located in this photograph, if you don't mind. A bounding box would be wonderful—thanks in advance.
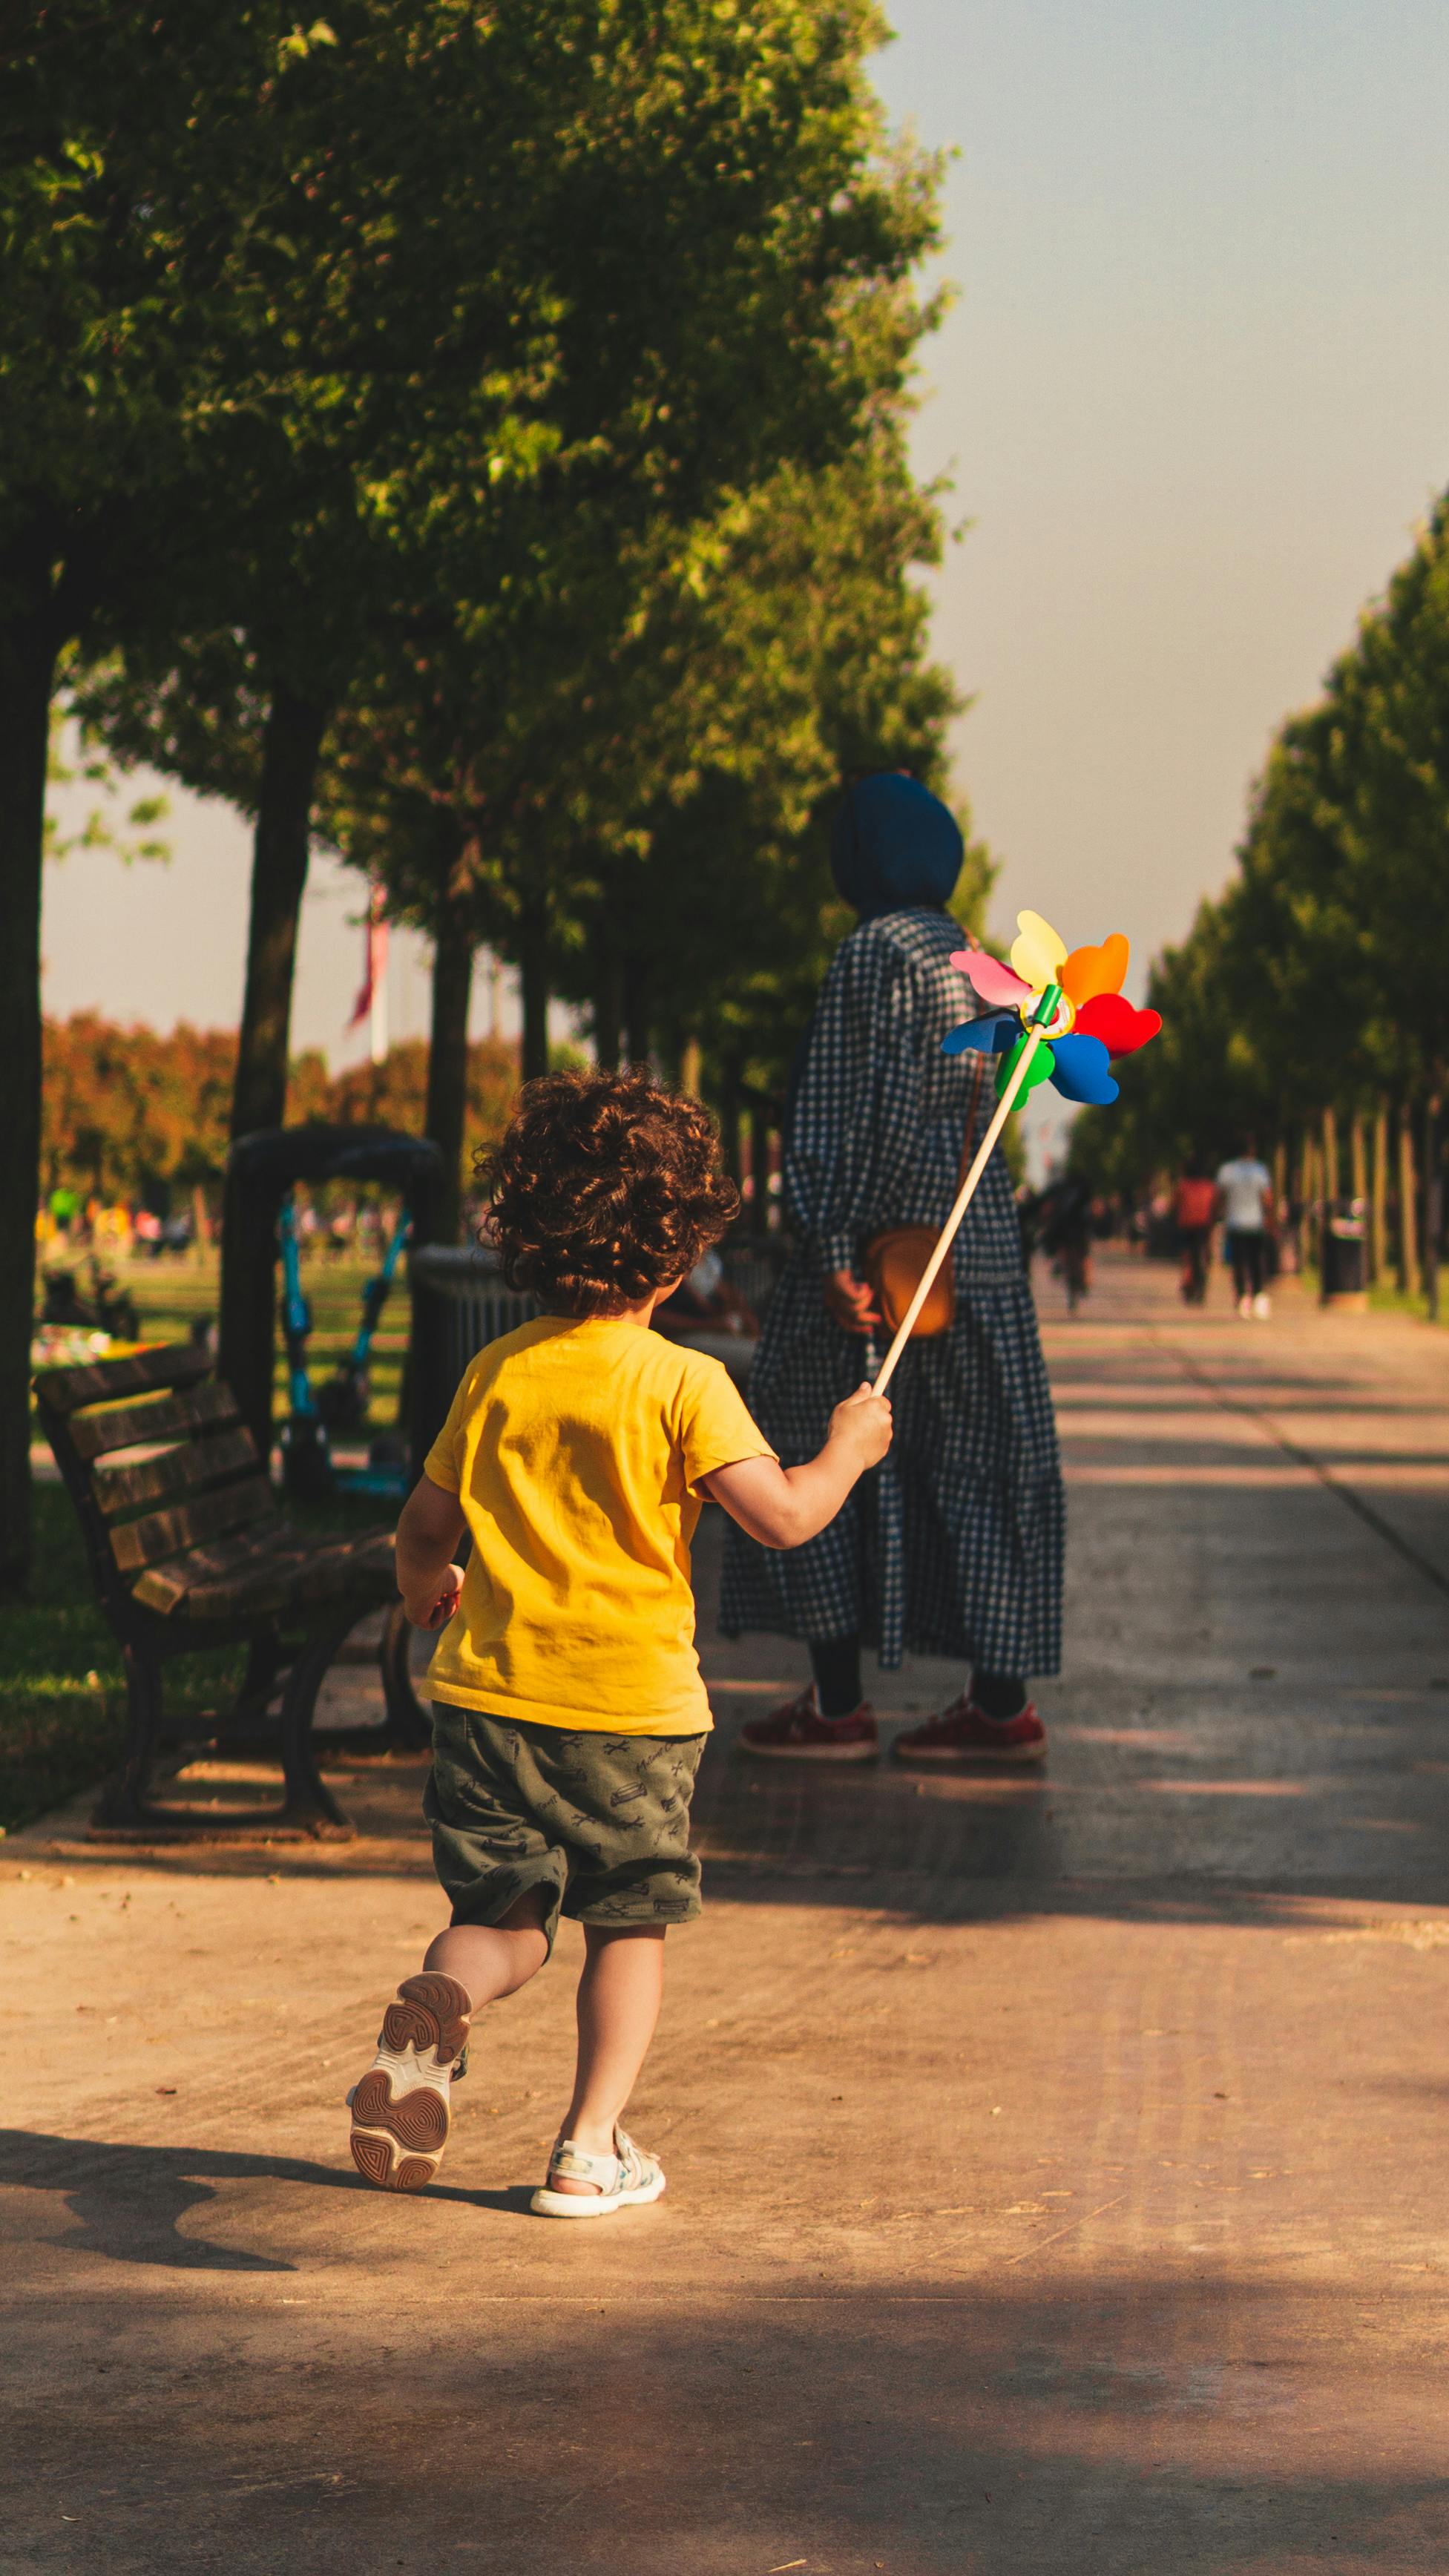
[1321,1202,1367,1306]
[409,1245,540,1462]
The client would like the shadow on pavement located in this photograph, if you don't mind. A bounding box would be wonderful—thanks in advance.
[4,2201,1444,2575]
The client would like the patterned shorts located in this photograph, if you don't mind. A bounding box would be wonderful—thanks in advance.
[424,1706,706,1954]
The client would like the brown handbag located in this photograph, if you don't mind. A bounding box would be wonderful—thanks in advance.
[861,1057,986,1338]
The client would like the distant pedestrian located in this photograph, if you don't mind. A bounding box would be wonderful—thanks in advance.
[1172,1162,1218,1304]
[1216,1142,1274,1317]
[721,772,1063,1770]
[1039,1175,1094,1310]
[349,1069,891,2212]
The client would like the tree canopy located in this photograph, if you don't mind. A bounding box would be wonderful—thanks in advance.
[8,0,970,1579]
[1071,490,1449,1213]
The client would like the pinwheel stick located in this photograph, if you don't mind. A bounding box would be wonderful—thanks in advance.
[872,993,1057,1398]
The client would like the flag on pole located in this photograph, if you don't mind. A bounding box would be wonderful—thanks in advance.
[348,882,390,1065]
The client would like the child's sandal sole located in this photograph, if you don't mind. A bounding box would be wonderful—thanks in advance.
[349,1971,471,2193]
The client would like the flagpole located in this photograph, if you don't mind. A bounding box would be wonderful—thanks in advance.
[873,1014,1050,1399]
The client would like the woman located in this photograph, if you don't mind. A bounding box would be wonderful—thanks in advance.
[720,772,1064,1765]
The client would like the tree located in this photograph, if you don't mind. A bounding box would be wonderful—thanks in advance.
[68,0,942,1459]
[320,259,967,1241]
[1,1,308,1585]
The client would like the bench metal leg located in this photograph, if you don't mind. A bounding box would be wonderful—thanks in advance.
[275,1609,360,1836]
[91,1643,167,1832]
[88,1616,358,1844]
[378,1597,433,1750]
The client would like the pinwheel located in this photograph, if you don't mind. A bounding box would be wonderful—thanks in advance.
[872,911,1162,1393]
[942,910,1160,1108]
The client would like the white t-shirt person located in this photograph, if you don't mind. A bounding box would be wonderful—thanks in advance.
[1216,1157,1272,1232]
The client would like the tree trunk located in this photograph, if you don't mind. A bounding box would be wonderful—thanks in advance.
[622,951,650,1070]
[749,1098,772,1236]
[719,1057,743,1190]
[1398,1105,1419,1298]
[1370,1099,1389,1284]
[1350,1110,1367,1211]
[230,684,330,1138]
[220,683,329,1460]
[519,912,550,1083]
[679,1035,703,1098]
[1425,1094,1442,1323]
[590,921,622,1071]
[425,890,475,1247]
[0,610,61,1594]
[1321,1105,1339,1206]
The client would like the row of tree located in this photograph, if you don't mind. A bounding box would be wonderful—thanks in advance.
[1071,489,1449,1305]
[39,1016,527,1206]
[5,1,988,1588]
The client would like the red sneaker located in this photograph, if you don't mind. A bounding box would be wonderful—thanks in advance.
[891,1694,1047,1767]
[738,1685,879,1763]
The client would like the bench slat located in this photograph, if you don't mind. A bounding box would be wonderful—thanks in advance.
[67,1379,241,1462]
[36,1341,214,1416]
[132,1524,397,1620]
[93,1427,260,1517]
[110,1476,279,1574]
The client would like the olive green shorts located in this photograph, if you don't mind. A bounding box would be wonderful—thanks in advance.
[424,1705,706,1954]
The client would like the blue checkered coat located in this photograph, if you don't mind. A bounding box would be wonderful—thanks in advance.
[719,908,1064,1676]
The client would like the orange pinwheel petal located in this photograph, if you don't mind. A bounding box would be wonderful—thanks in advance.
[1060,933,1130,1006]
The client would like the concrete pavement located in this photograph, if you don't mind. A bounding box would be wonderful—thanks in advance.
[4,1252,1448,2573]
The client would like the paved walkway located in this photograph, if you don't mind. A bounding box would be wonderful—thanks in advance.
[4,1254,1449,2574]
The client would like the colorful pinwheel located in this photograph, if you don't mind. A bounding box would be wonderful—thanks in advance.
[942,910,1161,1107]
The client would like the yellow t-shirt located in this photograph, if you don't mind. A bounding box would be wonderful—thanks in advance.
[422,1315,775,1734]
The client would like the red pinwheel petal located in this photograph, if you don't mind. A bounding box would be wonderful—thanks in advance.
[1074,993,1162,1057]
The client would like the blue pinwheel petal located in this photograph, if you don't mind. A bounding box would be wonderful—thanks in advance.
[942,1012,1017,1057]
[1048,1032,1118,1105]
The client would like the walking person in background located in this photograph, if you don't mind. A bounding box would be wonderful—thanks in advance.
[1039,1174,1095,1310]
[720,772,1064,1769]
[1216,1140,1275,1318]
[1172,1160,1218,1304]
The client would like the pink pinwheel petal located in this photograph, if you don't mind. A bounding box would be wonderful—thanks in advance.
[1074,993,1162,1057]
[950,950,1034,1008]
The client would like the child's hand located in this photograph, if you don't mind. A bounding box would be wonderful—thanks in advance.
[827,1381,893,1468]
[404,1564,464,1631]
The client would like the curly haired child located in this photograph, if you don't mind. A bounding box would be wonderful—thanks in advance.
[349,1069,892,2215]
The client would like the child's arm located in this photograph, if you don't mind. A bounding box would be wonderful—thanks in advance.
[395,1476,468,1628]
[701,1384,891,1549]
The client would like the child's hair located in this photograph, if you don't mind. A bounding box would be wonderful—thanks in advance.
[476,1068,740,1316]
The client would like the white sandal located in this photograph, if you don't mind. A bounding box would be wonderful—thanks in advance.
[530,2127,666,2219]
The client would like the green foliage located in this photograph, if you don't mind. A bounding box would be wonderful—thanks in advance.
[1072,491,1449,1192]
[44,706,169,867]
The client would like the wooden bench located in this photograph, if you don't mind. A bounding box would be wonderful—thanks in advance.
[34,1341,427,1841]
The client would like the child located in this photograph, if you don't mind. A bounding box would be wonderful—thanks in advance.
[349,1070,892,2215]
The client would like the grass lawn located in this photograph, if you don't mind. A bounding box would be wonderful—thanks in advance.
[92,1247,411,1439]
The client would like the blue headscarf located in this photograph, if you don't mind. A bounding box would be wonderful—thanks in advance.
[829,773,964,920]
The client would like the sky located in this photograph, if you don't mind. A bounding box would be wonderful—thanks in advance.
[42,0,1449,1117]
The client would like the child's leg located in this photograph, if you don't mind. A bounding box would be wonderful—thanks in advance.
[424,1890,550,2004]
[548,1925,666,2195]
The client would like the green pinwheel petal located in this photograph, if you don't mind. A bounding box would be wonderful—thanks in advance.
[996,1033,1055,1105]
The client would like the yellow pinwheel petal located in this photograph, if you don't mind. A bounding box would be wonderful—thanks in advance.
[1060,933,1130,1005]
[1010,909,1068,991]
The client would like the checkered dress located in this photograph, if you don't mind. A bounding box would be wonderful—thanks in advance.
[719,909,1064,1677]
